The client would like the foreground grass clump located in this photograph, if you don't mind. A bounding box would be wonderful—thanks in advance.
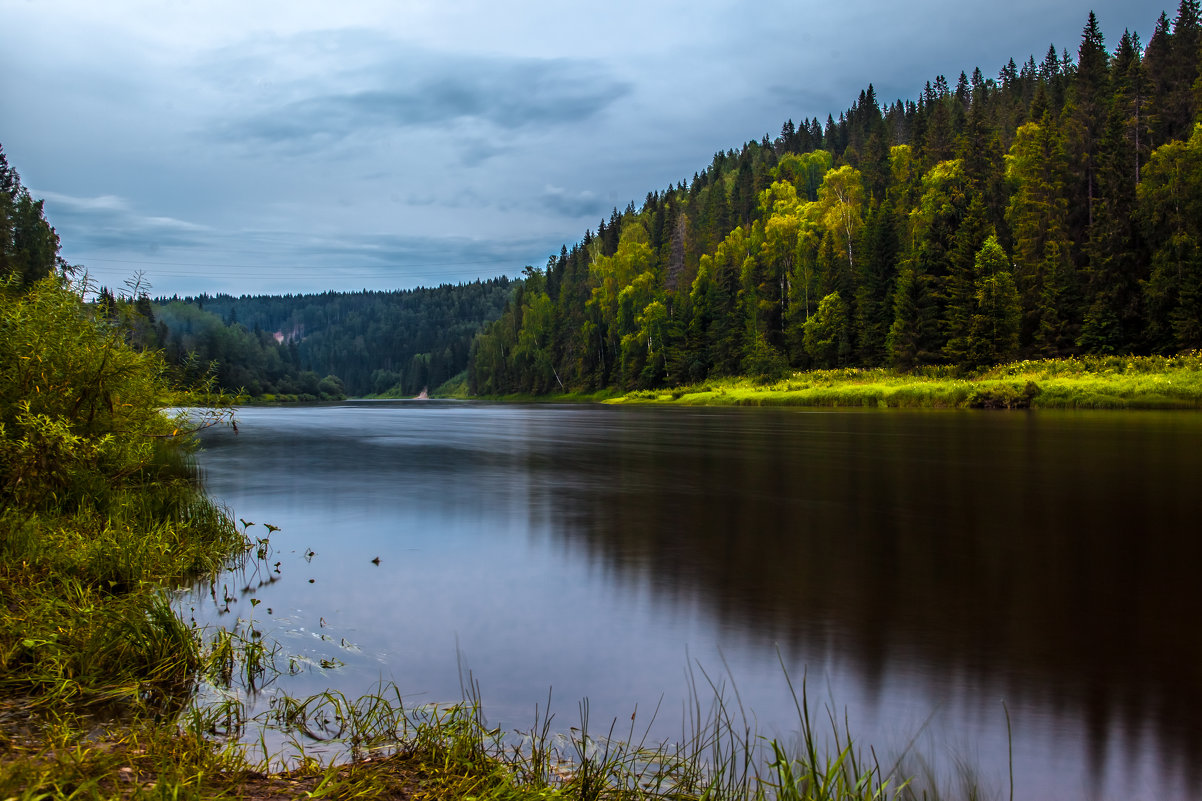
[1,670,929,801]
[610,352,1202,410]
[0,486,245,709]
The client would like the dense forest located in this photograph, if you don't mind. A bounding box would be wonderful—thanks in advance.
[92,290,349,400]
[151,284,513,397]
[469,6,1202,395]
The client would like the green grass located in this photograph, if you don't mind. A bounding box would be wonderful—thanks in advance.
[431,371,472,398]
[3,663,944,801]
[607,353,1202,410]
[0,452,249,712]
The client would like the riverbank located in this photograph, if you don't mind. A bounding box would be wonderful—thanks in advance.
[0,278,250,795]
[606,353,1202,410]
[1,671,926,801]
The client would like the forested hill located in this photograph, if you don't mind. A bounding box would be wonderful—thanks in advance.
[154,281,512,397]
[469,7,1202,395]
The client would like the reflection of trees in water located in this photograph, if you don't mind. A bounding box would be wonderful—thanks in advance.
[528,409,1202,789]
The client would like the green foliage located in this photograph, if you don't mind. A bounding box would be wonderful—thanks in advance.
[0,274,246,709]
[966,236,1022,367]
[774,150,834,201]
[0,277,190,509]
[1140,122,1202,351]
[0,159,248,722]
[886,267,940,370]
[164,279,512,398]
[152,300,330,399]
[964,380,1040,408]
[854,200,899,366]
[742,330,788,382]
[803,291,851,368]
[970,270,1022,367]
[0,144,63,289]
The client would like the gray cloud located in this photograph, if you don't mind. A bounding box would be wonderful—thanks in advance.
[456,137,513,168]
[293,230,556,274]
[37,190,211,254]
[539,185,607,219]
[54,216,562,297]
[205,31,632,149]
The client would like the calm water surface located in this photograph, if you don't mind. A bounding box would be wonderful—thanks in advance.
[189,402,1202,801]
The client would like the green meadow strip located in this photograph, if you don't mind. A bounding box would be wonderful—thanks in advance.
[607,353,1202,410]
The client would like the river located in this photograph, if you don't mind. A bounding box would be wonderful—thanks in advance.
[189,401,1202,800]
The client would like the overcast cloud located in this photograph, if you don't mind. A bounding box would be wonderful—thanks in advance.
[0,0,1163,296]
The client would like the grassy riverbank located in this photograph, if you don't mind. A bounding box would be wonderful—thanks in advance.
[2,667,932,801]
[0,277,249,795]
[607,353,1202,410]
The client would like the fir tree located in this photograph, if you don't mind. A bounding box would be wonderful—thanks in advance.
[968,237,1022,366]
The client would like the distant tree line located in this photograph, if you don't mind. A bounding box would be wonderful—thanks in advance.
[154,281,513,397]
[96,293,348,400]
[469,6,1202,394]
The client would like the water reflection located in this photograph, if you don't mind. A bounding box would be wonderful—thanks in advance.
[193,402,1202,800]
[531,408,1202,791]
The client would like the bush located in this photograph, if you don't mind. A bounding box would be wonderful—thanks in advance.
[965,380,1041,409]
[0,277,199,509]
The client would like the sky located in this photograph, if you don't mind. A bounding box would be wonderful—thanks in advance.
[1,0,1165,298]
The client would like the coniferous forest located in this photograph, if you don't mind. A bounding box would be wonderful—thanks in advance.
[469,7,1202,396]
[149,283,512,398]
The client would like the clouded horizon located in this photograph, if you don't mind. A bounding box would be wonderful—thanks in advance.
[1,0,1162,297]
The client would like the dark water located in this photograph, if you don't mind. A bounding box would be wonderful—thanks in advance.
[189,402,1202,800]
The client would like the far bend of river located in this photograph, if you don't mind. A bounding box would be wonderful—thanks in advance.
[189,402,1202,801]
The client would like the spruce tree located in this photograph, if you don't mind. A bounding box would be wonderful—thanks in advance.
[1079,31,1148,353]
[968,237,1022,366]
[943,197,995,365]
[1143,13,1174,149]
[1167,0,1201,141]
[1006,112,1075,351]
[1140,123,1202,351]
[854,200,899,365]
[887,266,941,369]
[1063,11,1110,242]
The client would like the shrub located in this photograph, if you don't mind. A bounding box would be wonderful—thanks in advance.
[0,277,219,510]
